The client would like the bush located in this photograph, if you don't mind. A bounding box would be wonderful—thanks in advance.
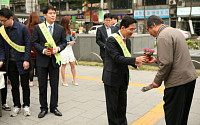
[186,40,200,49]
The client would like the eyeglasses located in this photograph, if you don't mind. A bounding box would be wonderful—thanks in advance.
[0,19,9,23]
[126,28,136,32]
[104,19,111,22]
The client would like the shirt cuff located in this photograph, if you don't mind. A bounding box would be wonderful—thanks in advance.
[42,49,47,54]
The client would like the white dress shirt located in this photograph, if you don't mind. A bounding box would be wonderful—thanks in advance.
[105,25,111,37]
[46,21,54,35]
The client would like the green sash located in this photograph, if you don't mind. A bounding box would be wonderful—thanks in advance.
[0,26,25,52]
[111,33,131,57]
[111,33,132,80]
[38,23,62,66]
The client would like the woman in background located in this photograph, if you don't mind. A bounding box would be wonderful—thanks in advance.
[26,12,40,86]
[60,16,78,87]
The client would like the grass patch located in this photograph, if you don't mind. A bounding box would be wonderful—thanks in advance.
[76,60,200,76]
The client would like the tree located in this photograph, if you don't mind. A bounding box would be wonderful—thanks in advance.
[38,0,48,5]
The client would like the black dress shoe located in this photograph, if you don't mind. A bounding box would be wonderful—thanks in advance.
[38,110,48,118]
[50,108,62,116]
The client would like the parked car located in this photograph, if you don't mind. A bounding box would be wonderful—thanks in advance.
[176,29,191,39]
[88,25,102,34]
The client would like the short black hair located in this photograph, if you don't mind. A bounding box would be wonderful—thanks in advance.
[120,16,137,28]
[43,6,56,14]
[104,13,111,20]
[147,15,164,28]
[0,8,13,19]
[111,15,118,22]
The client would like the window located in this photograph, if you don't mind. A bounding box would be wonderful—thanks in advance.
[111,0,132,9]
[143,0,167,6]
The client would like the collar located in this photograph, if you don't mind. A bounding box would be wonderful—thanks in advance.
[104,25,110,29]
[118,31,126,40]
[113,23,117,26]
[5,19,17,29]
[46,21,54,28]
[156,24,168,38]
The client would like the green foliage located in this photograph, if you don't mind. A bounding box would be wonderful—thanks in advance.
[186,40,200,50]
[38,0,48,4]
[191,33,198,36]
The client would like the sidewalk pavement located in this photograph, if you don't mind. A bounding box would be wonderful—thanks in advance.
[0,65,200,125]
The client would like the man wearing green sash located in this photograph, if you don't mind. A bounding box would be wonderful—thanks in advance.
[0,8,32,117]
[102,16,147,125]
[32,6,67,118]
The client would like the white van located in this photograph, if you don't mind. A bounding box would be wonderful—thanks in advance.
[88,25,102,34]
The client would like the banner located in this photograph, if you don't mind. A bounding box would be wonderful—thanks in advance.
[71,16,76,22]
[1,0,10,5]
[98,11,103,23]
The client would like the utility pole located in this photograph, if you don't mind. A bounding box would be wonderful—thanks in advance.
[189,0,193,20]
[132,0,135,18]
[108,0,111,13]
[175,0,179,28]
[90,0,93,23]
[143,0,146,34]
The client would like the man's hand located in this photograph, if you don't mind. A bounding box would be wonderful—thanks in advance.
[0,61,3,68]
[52,47,60,54]
[145,56,157,64]
[70,41,76,46]
[135,61,142,67]
[44,49,52,56]
[150,81,160,88]
[135,56,147,67]
[23,61,29,70]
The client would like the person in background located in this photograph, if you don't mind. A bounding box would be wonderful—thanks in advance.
[111,15,120,30]
[26,12,40,87]
[60,16,78,87]
[96,13,118,63]
[0,22,11,111]
[146,15,198,125]
[0,8,32,117]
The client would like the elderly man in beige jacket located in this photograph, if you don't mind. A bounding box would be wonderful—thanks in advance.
[146,15,198,125]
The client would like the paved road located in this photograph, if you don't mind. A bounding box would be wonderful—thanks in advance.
[0,65,200,125]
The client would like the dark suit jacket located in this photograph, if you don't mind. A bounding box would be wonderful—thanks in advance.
[114,23,120,31]
[32,23,67,68]
[0,20,32,74]
[102,32,136,87]
[96,25,118,59]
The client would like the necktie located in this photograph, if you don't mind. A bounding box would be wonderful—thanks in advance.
[123,39,126,44]
[48,25,53,36]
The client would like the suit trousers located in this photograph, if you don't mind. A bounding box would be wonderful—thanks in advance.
[164,79,196,125]
[104,80,128,125]
[0,65,7,105]
[8,61,30,108]
[37,59,59,111]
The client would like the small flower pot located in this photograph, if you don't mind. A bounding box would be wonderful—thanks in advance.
[144,54,151,60]
[48,48,54,53]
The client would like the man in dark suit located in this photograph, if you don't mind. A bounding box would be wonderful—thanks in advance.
[102,16,146,125]
[32,6,67,118]
[111,15,120,30]
[96,13,118,63]
[0,8,31,117]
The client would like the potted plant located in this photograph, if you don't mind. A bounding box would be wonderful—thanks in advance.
[143,48,154,59]
[45,42,54,53]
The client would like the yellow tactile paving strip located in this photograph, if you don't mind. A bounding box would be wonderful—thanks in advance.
[63,74,165,125]
[131,101,164,125]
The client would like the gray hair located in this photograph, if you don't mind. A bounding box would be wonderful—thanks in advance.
[147,15,164,28]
